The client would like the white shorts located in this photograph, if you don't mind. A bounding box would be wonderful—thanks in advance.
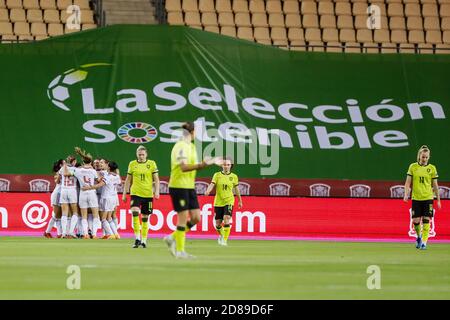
[59,189,78,204]
[100,196,117,212]
[51,189,61,206]
[78,191,99,209]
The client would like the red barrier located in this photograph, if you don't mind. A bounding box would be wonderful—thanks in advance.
[0,193,449,240]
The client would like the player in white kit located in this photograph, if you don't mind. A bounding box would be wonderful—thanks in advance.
[84,160,122,239]
[59,155,79,238]
[69,147,102,239]
[44,159,65,238]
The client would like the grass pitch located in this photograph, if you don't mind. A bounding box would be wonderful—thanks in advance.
[0,237,449,299]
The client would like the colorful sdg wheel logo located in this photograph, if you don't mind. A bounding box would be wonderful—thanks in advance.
[117,122,158,144]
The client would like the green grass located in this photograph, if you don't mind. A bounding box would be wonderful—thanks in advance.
[0,237,449,299]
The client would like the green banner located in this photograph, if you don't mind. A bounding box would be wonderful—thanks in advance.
[0,25,449,180]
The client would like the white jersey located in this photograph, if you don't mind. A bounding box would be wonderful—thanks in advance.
[50,183,61,206]
[58,167,77,190]
[96,170,107,196]
[101,173,121,199]
[73,167,98,190]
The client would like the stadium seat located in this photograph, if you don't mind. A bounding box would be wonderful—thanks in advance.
[345,42,362,53]
[23,0,39,9]
[290,43,307,51]
[254,26,270,43]
[320,15,336,28]
[435,43,450,54]
[423,17,440,30]
[302,14,319,28]
[301,1,317,15]
[374,29,390,42]
[27,9,43,22]
[40,0,57,10]
[422,4,439,17]
[30,21,46,35]
[10,8,26,22]
[409,30,425,43]
[387,3,404,17]
[335,3,352,16]
[199,0,214,13]
[285,13,301,28]
[235,12,251,27]
[221,26,236,37]
[252,12,268,27]
[268,13,285,28]
[323,28,339,42]
[6,0,22,9]
[288,27,305,45]
[442,17,450,31]
[444,31,450,44]
[337,15,353,29]
[353,3,369,16]
[318,2,334,15]
[406,16,423,30]
[1,34,17,40]
[182,0,198,13]
[201,12,217,27]
[57,0,72,10]
[440,5,450,17]
[237,26,253,41]
[80,10,94,24]
[249,0,265,14]
[357,29,373,42]
[340,28,356,42]
[43,9,60,23]
[309,41,325,52]
[0,0,5,8]
[0,8,8,22]
[381,42,397,53]
[405,4,421,17]
[426,30,442,43]
[167,12,183,25]
[266,0,282,14]
[232,0,249,13]
[0,21,13,35]
[81,22,96,30]
[283,0,299,14]
[14,21,30,35]
[305,27,321,41]
[391,29,408,43]
[34,34,47,40]
[204,25,219,33]
[184,11,201,27]
[326,42,343,53]
[218,12,234,27]
[73,0,89,10]
[47,21,63,35]
[271,26,288,45]
[215,0,232,13]
[418,43,434,54]
[390,16,406,30]
[399,43,416,53]
[166,0,182,12]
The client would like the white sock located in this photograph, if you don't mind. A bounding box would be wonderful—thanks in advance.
[82,219,89,236]
[61,216,68,236]
[92,218,101,237]
[108,219,118,235]
[113,217,118,229]
[102,220,112,236]
[77,218,83,235]
[68,215,79,235]
[66,217,71,235]
[88,214,93,232]
[45,217,56,233]
[56,219,62,236]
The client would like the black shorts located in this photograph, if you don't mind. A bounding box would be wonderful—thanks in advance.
[411,200,434,218]
[130,195,153,215]
[214,205,233,220]
[169,188,199,212]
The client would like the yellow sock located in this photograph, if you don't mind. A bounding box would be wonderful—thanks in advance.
[216,226,224,236]
[141,220,149,242]
[422,222,430,244]
[132,215,141,240]
[175,227,186,252]
[223,225,231,241]
[414,223,421,237]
